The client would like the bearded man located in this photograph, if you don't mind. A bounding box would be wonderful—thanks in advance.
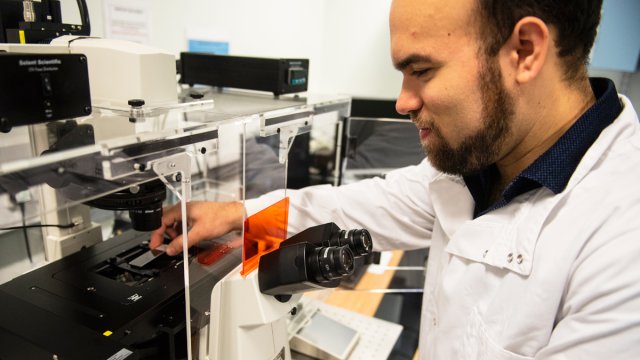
[152,0,640,358]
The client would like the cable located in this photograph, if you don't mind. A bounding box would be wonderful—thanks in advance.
[19,203,33,264]
[76,0,91,36]
[0,223,76,231]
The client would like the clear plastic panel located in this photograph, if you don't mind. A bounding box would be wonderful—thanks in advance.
[180,88,350,359]
[151,112,246,360]
[158,150,243,360]
[341,117,424,184]
[93,98,214,122]
[0,111,221,230]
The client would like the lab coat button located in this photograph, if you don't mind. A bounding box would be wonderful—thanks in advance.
[516,254,523,264]
[507,253,513,263]
[432,318,437,326]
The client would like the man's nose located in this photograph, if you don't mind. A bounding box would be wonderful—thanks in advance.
[395,78,422,116]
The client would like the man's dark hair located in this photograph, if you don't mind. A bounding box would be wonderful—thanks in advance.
[477,0,603,81]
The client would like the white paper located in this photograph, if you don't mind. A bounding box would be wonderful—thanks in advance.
[366,251,393,275]
[103,0,152,44]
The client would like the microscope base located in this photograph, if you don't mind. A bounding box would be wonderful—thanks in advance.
[208,264,301,360]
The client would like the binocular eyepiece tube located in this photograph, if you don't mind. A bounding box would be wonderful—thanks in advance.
[258,223,373,297]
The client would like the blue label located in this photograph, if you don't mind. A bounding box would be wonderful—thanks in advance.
[188,40,229,55]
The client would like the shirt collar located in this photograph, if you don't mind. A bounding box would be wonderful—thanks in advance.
[464,77,623,218]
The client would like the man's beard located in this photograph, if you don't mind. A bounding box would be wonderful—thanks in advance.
[413,56,514,176]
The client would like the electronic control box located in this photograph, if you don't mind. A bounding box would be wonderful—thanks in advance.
[180,52,309,96]
[0,53,92,133]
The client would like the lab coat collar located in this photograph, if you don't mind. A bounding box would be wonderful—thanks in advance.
[429,173,474,239]
[566,95,638,189]
[431,171,557,276]
[445,188,558,276]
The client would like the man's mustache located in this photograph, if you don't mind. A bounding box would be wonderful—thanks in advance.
[410,111,438,132]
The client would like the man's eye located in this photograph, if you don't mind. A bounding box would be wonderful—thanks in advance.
[411,68,430,77]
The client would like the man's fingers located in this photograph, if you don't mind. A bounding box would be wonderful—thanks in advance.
[165,225,179,239]
[161,204,184,228]
[165,227,210,256]
[186,227,210,248]
[166,234,184,256]
[149,224,167,249]
[149,203,184,250]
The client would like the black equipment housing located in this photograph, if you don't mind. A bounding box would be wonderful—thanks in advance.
[180,52,309,96]
[0,231,241,360]
[0,53,92,133]
[0,0,90,44]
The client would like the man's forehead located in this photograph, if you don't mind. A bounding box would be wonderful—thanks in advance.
[390,0,479,63]
[390,0,477,37]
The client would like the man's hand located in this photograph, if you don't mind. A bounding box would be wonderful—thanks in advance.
[149,201,244,256]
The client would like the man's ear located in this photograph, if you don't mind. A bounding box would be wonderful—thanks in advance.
[502,16,550,84]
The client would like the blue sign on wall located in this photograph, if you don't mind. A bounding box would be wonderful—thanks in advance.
[188,40,229,55]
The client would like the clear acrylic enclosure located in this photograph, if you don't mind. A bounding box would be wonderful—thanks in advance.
[0,86,349,360]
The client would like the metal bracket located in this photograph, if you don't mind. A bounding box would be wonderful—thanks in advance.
[260,110,313,164]
[151,151,193,202]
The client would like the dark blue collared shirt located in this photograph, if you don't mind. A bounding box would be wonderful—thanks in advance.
[464,78,623,218]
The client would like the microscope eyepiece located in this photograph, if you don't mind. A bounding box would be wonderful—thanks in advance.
[310,245,355,282]
[336,229,372,257]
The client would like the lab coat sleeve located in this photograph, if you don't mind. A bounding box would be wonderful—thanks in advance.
[535,203,640,360]
[244,158,437,251]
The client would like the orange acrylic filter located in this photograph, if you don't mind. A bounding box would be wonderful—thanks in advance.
[241,197,289,276]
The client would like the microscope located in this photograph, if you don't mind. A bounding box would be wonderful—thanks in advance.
[208,222,372,360]
[0,3,219,358]
[0,46,222,360]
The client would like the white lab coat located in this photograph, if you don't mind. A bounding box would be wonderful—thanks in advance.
[245,95,640,359]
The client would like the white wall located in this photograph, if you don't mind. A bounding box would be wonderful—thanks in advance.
[62,0,637,105]
[318,0,401,98]
[62,0,402,98]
